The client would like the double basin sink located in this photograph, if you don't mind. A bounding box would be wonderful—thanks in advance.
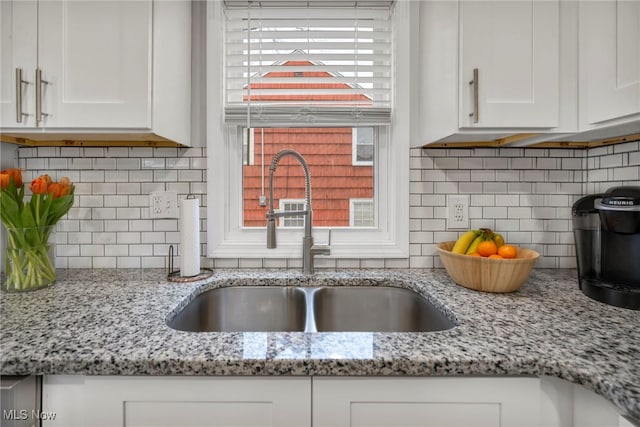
[168,286,456,333]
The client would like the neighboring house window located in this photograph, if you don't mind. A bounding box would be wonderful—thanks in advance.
[279,199,305,228]
[207,1,413,259]
[352,128,375,166]
[350,199,375,227]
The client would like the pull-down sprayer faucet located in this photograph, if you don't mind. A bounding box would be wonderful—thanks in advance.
[266,149,330,274]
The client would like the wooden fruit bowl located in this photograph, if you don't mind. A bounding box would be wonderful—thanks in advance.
[436,241,540,293]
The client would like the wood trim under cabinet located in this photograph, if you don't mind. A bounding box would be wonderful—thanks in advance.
[0,132,186,147]
[422,132,640,149]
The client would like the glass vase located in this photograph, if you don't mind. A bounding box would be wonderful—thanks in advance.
[3,226,56,292]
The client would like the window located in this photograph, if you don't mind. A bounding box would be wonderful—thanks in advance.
[352,127,375,166]
[350,199,375,227]
[242,126,375,228]
[207,1,414,259]
[279,199,305,228]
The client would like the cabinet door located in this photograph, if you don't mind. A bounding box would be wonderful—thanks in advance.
[459,0,560,128]
[36,1,151,129]
[313,377,543,427]
[43,376,311,427]
[573,384,637,427]
[578,0,640,127]
[0,0,37,128]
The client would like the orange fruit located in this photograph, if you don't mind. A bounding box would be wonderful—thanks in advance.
[497,244,518,259]
[477,240,498,257]
[488,254,503,259]
[467,252,481,257]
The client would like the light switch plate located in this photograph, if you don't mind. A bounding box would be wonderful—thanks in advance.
[150,191,178,219]
[447,194,469,229]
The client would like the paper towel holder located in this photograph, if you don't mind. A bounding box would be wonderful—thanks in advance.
[167,244,213,283]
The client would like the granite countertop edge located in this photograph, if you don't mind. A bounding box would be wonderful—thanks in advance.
[1,268,639,420]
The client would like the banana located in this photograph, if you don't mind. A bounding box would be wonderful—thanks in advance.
[492,233,505,248]
[451,230,480,254]
[465,234,485,254]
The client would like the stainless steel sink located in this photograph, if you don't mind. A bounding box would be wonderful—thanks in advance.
[168,287,307,332]
[168,285,455,333]
[312,286,454,332]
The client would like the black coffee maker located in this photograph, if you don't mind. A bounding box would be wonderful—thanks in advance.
[572,186,640,310]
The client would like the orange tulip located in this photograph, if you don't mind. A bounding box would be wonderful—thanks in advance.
[0,168,23,188]
[47,183,64,199]
[30,176,49,194]
[0,172,9,189]
[59,176,71,187]
[42,174,52,186]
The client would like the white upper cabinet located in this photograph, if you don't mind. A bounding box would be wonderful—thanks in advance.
[37,1,151,129]
[578,0,640,129]
[1,0,38,128]
[420,0,560,145]
[1,0,191,146]
[459,0,560,129]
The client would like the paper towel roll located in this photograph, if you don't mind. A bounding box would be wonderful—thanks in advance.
[180,197,200,277]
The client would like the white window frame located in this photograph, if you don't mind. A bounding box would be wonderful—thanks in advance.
[350,198,375,228]
[278,199,306,228]
[242,128,255,166]
[352,128,375,167]
[207,1,415,259]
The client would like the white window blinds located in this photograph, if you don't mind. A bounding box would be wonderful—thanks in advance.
[223,5,393,126]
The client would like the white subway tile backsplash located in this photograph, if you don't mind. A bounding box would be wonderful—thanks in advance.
[92,158,117,170]
[483,182,508,193]
[117,257,140,268]
[105,245,129,256]
[92,208,116,220]
[105,221,128,232]
[93,257,117,268]
[81,245,105,257]
[458,182,484,194]
[117,232,141,244]
[106,171,129,182]
[484,157,508,169]
[613,166,639,181]
[11,139,638,270]
[536,158,560,169]
[142,158,166,169]
[93,233,117,244]
[600,153,624,168]
[167,158,190,169]
[116,208,140,220]
[105,147,129,157]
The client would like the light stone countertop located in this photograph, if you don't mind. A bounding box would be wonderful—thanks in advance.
[1,268,638,419]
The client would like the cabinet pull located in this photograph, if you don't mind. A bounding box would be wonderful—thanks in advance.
[15,68,29,123]
[35,68,50,124]
[468,68,479,124]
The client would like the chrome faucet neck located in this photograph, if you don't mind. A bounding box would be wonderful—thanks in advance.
[266,149,329,274]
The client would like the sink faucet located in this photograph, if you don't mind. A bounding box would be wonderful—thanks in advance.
[266,149,330,274]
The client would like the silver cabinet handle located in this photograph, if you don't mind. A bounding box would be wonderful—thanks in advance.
[15,68,29,123]
[468,68,479,124]
[35,68,50,124]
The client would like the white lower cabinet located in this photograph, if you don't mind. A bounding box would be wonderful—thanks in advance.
[314,377,553,427]
[42,376,311,427]
[573,383,638,427]
[42,376,637,427]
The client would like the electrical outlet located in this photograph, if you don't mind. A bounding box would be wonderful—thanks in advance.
[150,191,178,219]
[447,194,469,229]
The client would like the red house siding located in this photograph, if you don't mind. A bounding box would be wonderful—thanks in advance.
[242,61,374,227]
[243,128,373,227]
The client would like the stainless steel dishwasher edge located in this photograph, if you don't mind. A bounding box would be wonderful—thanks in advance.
[1,376,41,427]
